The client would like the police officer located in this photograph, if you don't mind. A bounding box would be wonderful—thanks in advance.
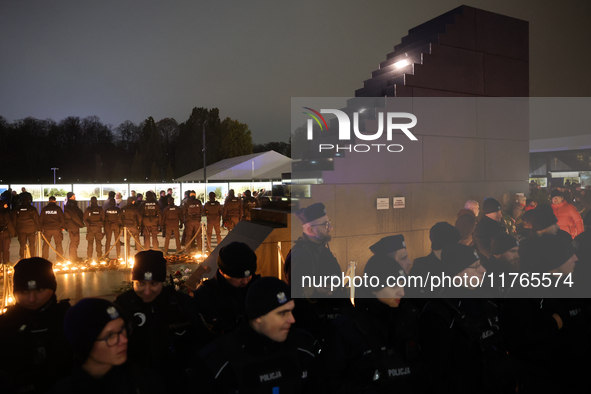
[12,195,40,258]
[40,196,66,261]
[83,196,105,260]
[64,192,84,261]
[121,196,142,257]
[50,298,164,394]
[321,256,422,393]
[420,243,519,393]
[473,198,507,259]
[161,196,183,254]
[489,232,520,274]
[241,189,258,221]
[408,222,460,301]
[104,199,123,259]
[203,191,222,252]
[114,250,210,389]
[222,189,242,231]
[196,277,317,393]
[410,222,460,279]
[0,196,15,264]
[193,242,260,337]
[289,202,342,298]
[288,202,345,342]
[182,192,203,251]
[140,191,160,249]
[502,233,586,392]
[0,257,72,394]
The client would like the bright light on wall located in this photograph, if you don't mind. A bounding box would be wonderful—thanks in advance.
[393,59,410,69]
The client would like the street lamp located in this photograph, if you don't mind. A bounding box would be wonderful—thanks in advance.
[203,121,207,185]
[51,168,59,184]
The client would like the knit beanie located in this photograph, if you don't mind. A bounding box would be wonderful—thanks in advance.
[217,242,257,278]
[295,203,326,225]
[132,250,167,282]
[429,222,461,250]
[491,233,519,255]
[13,257,57,293]
[530,205,558,232]
[245,277,291,319]
[482,198,502,214]
[441,243,480,276]
[522,233,576,272]
[550,189,562,199]
[63,298,124,362]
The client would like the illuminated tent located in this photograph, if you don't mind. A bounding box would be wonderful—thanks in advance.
[175,151,291,182]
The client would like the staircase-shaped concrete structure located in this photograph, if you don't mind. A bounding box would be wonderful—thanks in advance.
[355,5,528,98]
[292,6,530,274]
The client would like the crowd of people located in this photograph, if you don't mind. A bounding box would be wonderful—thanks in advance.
[0,187,264,264]
[1,184,590,393]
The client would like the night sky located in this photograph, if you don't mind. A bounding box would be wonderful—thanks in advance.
[1,0,590,143]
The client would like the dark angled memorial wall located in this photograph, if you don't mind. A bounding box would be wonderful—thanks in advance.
[293,6,530,273]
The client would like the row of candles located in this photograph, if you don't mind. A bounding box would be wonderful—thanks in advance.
[0,252,208,313]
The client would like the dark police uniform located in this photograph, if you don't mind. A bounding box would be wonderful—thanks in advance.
[114,285,211,389]
[104,205,123,258]
[193,270,261,337]
[321,298,422,394]
[40,201,66,260]
[0,295,72,394]
[161,202,183,254]
[121,202,142,257]
[420,289,519,394]
[196,322,317,393]
[64,199,84,260]
[501,280,591,393]
[0,204,15,264]
[287,234,345,343]
[182,197,203,251]
[12,202,40,258]
[203,199,222,250]
[407,251,442,303]
[140,199,160,249]
[48,362,165,394]
[289,233,343,298]
[83,203,105,259]
[222,196,242,230]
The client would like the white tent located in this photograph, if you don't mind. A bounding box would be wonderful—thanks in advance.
[175,151,291,182]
